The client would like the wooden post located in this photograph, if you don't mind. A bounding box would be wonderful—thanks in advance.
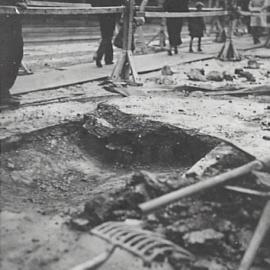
[217,0,241,61]
[111,0,141,85]
[238,200,270,270]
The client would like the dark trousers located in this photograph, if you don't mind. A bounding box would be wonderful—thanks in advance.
[251,26,262,44]
[96,14,116,63]
[0,15,23,100]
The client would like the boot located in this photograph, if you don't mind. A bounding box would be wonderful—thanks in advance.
[105,61,114,65]
[96,59,102,68]
[174,46,178,54]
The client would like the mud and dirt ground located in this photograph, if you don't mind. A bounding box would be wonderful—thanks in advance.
[1,45,270,270]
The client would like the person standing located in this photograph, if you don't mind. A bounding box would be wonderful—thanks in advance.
[188,2,205,52]
[0,0,27,107]
[249,0,267,44]
[238,0,251,33]
[90,0,122,68]
[163,0,189,55]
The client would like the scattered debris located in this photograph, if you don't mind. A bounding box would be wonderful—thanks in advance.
[236,70,256,82]
[183,229,224,245]
[246,59,260,69]
[161,65,174,76]
[187,68,206,82]
[206,71,224,82]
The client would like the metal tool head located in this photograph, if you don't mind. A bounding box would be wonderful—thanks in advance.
[91,221,194,266]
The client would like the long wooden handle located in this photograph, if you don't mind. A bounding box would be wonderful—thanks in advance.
[238,200,270,270]
[139,159,265,214]
[70,246,116,270]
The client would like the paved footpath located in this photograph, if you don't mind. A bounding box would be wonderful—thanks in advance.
[11,35,264,95]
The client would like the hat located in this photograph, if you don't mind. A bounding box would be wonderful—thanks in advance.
[195,2,204,8]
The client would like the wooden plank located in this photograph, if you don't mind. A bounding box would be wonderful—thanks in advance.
[143,10,229,18]
[240,11,270,16]
[11,53,214,95]
[0,6,124,15]
[24,6,124,15]
[0,6,19,14]
[208,85,270,96]
[28,1,91,8]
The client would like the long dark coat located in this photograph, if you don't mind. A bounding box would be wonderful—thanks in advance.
[0,1,24,99]
[188,16,205,38]
[163,0,189,46]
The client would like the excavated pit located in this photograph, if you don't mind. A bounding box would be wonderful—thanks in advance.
[1,103,269,270]
[1,103,223,213]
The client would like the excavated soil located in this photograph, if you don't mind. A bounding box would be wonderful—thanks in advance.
[1,103,269,270]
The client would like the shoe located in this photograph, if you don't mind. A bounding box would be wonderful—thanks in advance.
[0,96,20,107]
[168,49,172,56]
[96,59,102,68]
[174,47,178,54]
[105,61,114,65]
[198,47,202,52]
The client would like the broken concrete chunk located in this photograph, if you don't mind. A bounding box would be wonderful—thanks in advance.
[192,259,228,270]
[206,71,224,82]
[222,71,234,81]
[161,65,174,76]
[70,218,90,231]
[187,69,207,82]
[235,68,244,75]
[183,229,224,245]
[237,70,256,82]
[157,76,177,85]
[247,59,260,69]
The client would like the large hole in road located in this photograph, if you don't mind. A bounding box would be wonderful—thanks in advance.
[0,103,223,214]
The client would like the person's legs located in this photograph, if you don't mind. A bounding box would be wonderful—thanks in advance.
[96,15,116,67]
[252,26,261,44]
[104,39,114,64]
[96,39,105,67]
[103,15,115,65]
[178,19,183,46]
[0,16,23,106]
[189,37,194,52]
[166,19,174,55]
[198,37,202,51]
[96,16,107,67]
[167,18,182,55]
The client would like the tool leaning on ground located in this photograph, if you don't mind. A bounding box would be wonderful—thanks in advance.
[139,157,270,214]
[70,221,194,270]
[139,157,270,270]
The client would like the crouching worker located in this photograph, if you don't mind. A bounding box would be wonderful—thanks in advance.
[188,2,206,52]
[0,0,27,107]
